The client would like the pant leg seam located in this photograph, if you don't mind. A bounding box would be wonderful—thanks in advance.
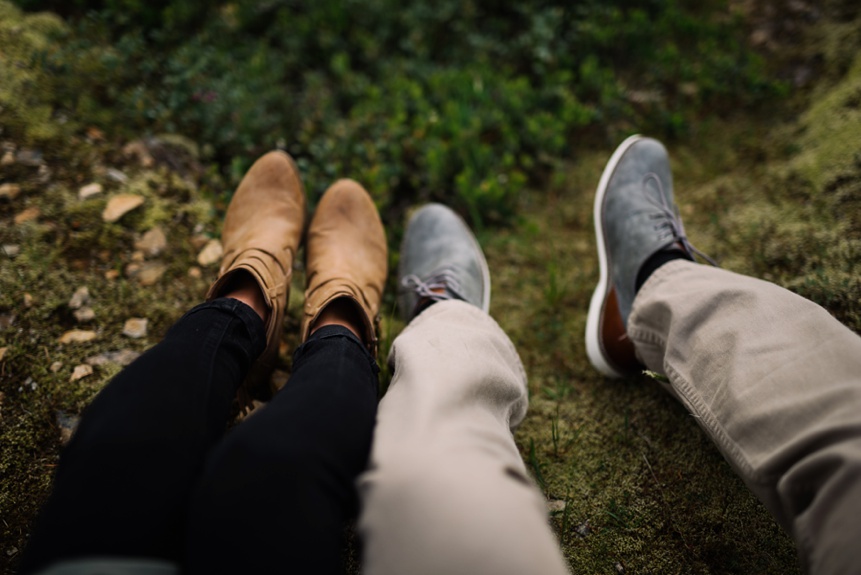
[627,327,664,348]
[629,309,783,486]
[662,361,783,485]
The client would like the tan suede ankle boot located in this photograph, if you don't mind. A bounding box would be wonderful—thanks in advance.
[302,179,387,354]
[207,151,306,404]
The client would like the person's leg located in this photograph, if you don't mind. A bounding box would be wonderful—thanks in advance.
[21,151,307,574]
[186,178,387,575]
[629,261,861,574]
[359,204,569,575]
[19,298,266,573]
[185,325,379,575]
[586,135,861,573]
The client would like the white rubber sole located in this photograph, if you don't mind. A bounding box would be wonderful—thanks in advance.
[584,134,643,378]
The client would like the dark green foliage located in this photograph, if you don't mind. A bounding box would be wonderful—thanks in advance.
[10,0,782,225]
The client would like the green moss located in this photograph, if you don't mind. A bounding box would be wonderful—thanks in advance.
[0,2,70,143]
[794,54,861,193]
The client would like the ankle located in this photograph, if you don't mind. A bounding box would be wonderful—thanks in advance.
[634,246,693,293]
[221,270,270,322]
[310,297,365,343]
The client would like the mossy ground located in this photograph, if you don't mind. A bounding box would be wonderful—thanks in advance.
[2,3,860,574]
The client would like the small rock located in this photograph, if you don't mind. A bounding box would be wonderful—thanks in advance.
[50,361,63,372]
[78,182,103,200]
[73,306,96,323]
[14,207,40,225]
[59,329,97,344]
[190,234,211,250]
[135,262,167,286]
[2,244,19,257]
[615,562,625,574]
[679,82,699,97]
[0,347,7,361]
[122,317,148,338]
[102,194,144,223]
[86,126,105,141]
[70,364,94,382]
[106,168,129,183]
[750,28,770,48]
[85,349,140,367]
[124,262,142,277]
[6,546,17,557]
[547,500,567,513]
[23,293,33,308]
[123,140,154,168]
[104,269,120,281]
[37,164,51,184]
[575,521,592,538]
[135,227,167,257]
[0,183,20,200]
[16,149,43,166]
[131,250,145,262]
[68,286,90,310]
[55,410,81,446]
[1,151,14,165]
[197,239,223,266]
[188,266,202,279]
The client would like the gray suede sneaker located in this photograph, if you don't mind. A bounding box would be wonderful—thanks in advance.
[398,203,490,321]
[585,135,714,378]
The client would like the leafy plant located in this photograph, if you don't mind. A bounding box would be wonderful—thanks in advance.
[8,0,784,227]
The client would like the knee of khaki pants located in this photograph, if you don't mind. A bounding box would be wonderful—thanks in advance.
[358,447,569,575]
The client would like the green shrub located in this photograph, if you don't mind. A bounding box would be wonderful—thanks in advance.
[8,0,784,225]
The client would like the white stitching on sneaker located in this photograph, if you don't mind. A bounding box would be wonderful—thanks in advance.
[642,172,718,266]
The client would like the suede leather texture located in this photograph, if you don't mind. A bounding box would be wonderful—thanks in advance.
[397,203,488,321]
[206,150,305,394]
[301,179,387,351]
[601,137,678,326]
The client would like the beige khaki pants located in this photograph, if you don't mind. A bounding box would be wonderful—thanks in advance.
[360,261,861,575]
[629,260,861,574]
[358,300,570,575]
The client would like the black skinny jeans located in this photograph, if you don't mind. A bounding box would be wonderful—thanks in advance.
[21,298,379,574]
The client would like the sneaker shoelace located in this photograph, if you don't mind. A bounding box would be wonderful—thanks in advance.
[401,266,467,308]
[642,172,718,266]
